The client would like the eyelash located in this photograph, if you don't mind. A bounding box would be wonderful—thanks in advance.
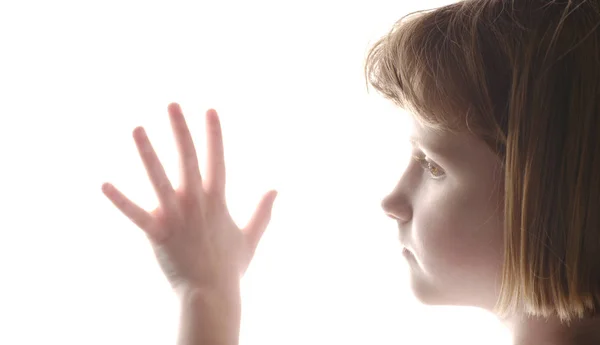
[412,153,445,179]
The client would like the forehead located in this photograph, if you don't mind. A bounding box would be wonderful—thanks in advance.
[408,120,465,156]
[408,118,503,168]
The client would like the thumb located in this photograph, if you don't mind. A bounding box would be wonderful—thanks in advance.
[242,190,278,255]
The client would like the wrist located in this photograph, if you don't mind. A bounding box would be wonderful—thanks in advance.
[177,279,241,305]
[177,284,242,345]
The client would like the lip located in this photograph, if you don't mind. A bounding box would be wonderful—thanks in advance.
[402,247,413,257]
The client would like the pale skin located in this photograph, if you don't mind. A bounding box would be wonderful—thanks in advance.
[383,118,600,345]
[102,103,599,345]
[102,103,277,345]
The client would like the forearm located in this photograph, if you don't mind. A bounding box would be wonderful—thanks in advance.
[177,286,242,345]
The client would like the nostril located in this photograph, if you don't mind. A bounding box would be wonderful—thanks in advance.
[385,211,400,220]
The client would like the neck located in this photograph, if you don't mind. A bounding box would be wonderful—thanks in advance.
[498,312,600,345]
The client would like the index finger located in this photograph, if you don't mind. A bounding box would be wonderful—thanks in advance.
[168,103,203,203]
[204,109,226,199]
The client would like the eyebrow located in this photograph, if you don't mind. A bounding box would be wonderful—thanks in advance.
[408,136,451,158]
[409,136,436,150]
[408,136,421,147]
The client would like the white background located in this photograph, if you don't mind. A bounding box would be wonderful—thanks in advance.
[0,0,511,344]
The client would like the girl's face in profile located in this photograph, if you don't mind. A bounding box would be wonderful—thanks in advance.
[381,118,506,311]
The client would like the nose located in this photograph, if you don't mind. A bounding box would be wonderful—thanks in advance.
[381,193,411,222]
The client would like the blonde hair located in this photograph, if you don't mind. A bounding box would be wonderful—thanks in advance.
[364,0,600,324]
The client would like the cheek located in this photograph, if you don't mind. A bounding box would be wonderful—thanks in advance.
[414,188,502,274]
[415,207,471,269]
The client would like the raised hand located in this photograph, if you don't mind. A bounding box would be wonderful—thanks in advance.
[101,103,278,297]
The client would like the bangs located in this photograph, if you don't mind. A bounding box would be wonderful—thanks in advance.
[364,3,503,138]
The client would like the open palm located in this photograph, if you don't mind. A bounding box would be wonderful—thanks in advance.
[101,103,277,295]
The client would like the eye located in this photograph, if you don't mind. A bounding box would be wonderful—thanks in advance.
[412,154,445,179]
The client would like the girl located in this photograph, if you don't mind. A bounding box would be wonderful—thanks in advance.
[102,0,600,344]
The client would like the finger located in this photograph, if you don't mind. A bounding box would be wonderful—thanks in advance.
[133,126,180,219]
[243,190,278,257]
[204,109,226,199]
[101,182,159,237]
[167,103,203,204]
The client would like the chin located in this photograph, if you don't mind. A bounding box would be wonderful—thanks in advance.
[409,283,446,306]
[405,269,464,307]
[407,276,495,311]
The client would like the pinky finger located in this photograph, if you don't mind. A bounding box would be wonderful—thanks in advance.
[102,182,157,236]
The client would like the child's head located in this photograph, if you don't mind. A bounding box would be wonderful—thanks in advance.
[367,0,600,324]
